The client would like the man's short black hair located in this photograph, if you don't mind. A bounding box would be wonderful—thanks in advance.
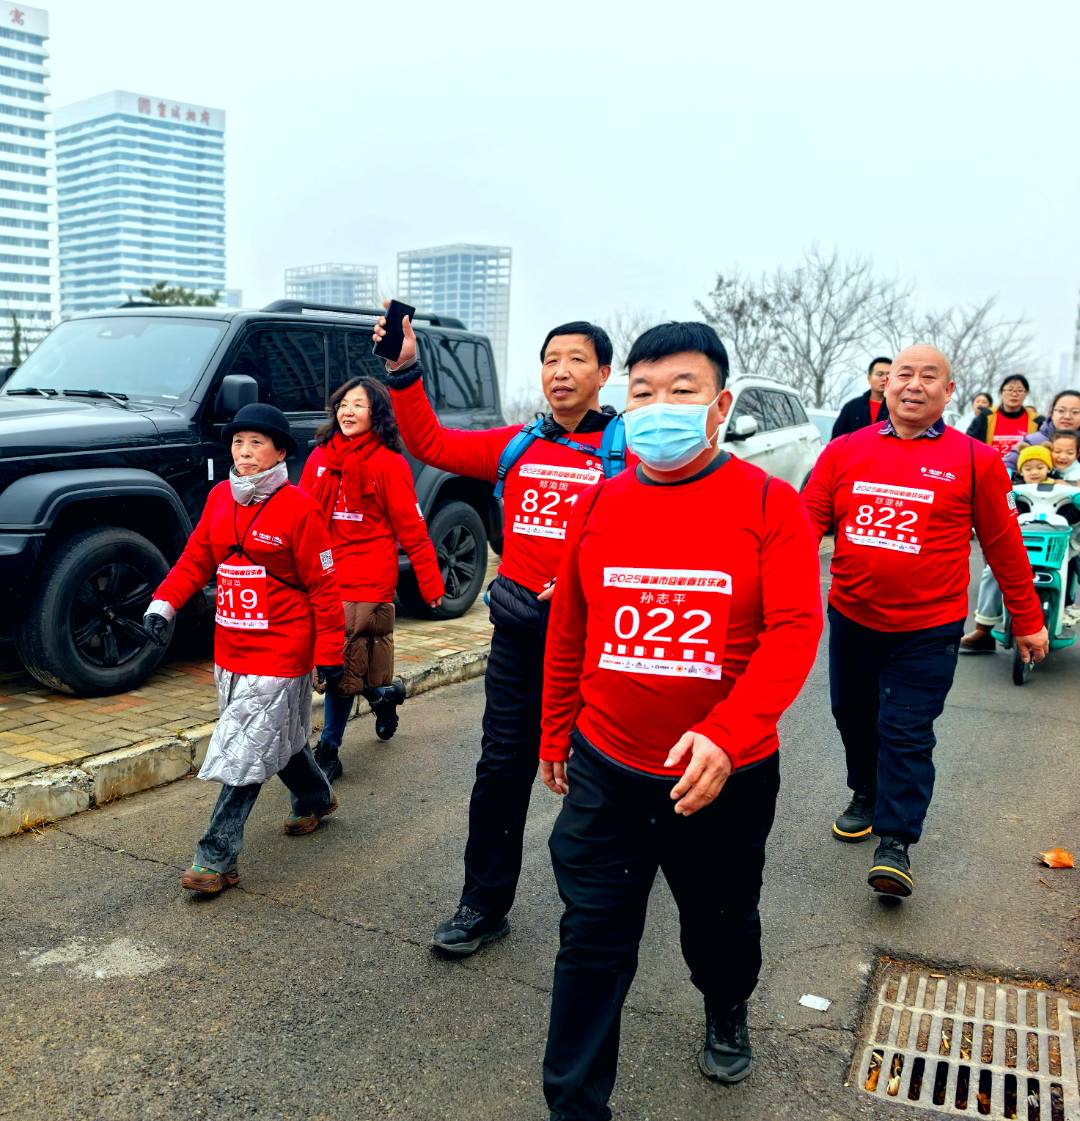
[625,321,729,389]
[540,321,613,368]
[1000,372,1030,392]
[868,356,892,375]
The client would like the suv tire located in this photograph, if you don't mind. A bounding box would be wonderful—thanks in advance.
[15,526,173,696]
[399,500,487,620]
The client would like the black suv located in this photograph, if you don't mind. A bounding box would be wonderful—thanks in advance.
[0,301,505,695]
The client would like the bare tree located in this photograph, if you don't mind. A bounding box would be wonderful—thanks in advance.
[915,298,1035,408]
[501,384,548,425]
[695,270,787,381]
[766,247,912,408]
[600,307,662,371]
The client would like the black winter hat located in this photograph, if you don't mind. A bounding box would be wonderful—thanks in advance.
[221,403,296,456]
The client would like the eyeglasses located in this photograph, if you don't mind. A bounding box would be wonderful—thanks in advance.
[335,402,371,411]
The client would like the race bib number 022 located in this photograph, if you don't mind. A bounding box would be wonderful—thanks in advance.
[215,563,269,630]
[845,481,934,554]
[599,567,730,679]
[509,463,602,541]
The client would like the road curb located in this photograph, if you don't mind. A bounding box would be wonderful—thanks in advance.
[0,646,489,838]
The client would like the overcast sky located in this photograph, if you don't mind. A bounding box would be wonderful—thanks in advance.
[44,0,1080,398]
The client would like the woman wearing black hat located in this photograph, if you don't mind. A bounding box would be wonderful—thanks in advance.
[141,403,346,894]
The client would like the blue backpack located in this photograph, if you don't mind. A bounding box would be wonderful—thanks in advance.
[493,414,627,499]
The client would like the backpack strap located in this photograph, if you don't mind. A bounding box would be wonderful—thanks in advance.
[598,414,627,480]
[494,414,627,498]
[494,418,544,498]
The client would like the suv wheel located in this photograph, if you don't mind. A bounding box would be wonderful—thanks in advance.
[398,500,487,620]
[15,526,173,696]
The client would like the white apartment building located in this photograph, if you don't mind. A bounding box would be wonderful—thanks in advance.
[54,90,225,314]
[0,3,56,360]
[285,263,378,309]
[397,244,511,390]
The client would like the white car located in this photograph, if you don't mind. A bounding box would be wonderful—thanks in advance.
[599,373,821,490]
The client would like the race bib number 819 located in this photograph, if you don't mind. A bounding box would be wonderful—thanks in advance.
[215,563,269,630]
[845,481,934,554]
[599,567,730,679]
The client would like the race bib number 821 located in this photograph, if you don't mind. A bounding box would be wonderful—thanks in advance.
[508,463,603,541]
[599,567,730,679]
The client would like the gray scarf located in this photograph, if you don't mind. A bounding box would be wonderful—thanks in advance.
[229,461,289,505]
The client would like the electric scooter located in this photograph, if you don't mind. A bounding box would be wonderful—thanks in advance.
[993,483,1080,685]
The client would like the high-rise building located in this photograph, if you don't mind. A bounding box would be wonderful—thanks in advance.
[285,262,377,309]
[54,90,225,315]
[0,4,56,359]
[397,244,510,388]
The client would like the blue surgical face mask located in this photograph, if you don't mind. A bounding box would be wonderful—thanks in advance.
[625,394,721,471]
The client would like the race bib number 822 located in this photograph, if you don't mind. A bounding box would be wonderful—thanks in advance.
[599,567,730,679]
[845,481,934,554]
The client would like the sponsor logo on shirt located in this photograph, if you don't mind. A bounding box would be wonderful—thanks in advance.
[317,465,326,477]
[320,549,334,571]
[251,529,284,547]
[919,466,957,483]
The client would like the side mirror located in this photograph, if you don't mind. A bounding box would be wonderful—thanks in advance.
[215,374,258,416]
[727,414,758,441]
[0,365,17,385]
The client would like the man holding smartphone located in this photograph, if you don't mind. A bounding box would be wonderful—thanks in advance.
[374,311,634,956]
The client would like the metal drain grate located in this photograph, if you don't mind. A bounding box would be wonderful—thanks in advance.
[855,964,1080,1119]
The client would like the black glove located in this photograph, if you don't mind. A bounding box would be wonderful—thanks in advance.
[317,664,344,691]
[141,612,170,647]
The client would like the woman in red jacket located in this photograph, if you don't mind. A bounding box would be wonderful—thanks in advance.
[141,403,345,895]
[300,376,444,780]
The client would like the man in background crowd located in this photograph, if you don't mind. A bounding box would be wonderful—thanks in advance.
[831,356,892,438]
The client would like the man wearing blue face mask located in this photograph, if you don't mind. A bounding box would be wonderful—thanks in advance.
[539,322,823,1120]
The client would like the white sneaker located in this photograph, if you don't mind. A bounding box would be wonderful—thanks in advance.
[1063,605,1080,627]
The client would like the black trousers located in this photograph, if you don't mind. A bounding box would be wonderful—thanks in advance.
[828,605,964,844]
[460,575,550,917]
[543,734,781,1121]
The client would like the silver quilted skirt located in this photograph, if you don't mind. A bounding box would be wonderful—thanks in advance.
[198,667,313,787]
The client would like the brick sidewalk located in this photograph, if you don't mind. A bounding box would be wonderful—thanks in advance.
[0,553,498,783]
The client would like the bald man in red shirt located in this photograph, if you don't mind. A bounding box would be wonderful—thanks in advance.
[802,345,1047,899]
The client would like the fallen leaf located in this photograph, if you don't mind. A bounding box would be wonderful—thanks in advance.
[865,1050,883,1092]
[1038,848,1075,869]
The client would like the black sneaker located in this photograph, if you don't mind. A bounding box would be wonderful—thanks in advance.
[868,836,914,897]
[312,740,342,783]
[699,1000,752,1083]
[367,680,406,741]
[432,905,509,956]
[833,790,876,842]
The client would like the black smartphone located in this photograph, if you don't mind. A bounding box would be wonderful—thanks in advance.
[372,299,416,362]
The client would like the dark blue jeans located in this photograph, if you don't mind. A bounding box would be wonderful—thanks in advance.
[193,746,333,873]
[827,605,964,844]
[319,690,354,749]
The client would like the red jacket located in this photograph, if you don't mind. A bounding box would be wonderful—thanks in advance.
[153,481,344,677]
[802,423,1043,634]
[388,375,636,595]
[540,457,823,774]
[299,443,444,604]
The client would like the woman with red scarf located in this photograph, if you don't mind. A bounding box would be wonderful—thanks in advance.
[300,376,444,780]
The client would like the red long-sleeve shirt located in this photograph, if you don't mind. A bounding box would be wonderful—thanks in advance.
[388,376,636,594]
[299,444,444,604]
[802,424,1043,634]
[153,482,344,677]
[540,456,823,774]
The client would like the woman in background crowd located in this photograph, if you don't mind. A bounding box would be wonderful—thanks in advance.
[966,375,1043,459]
[1003,389,1080,474]
[301,377,444,781]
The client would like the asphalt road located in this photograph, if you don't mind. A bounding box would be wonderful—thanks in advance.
[2,548,1079,1121]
